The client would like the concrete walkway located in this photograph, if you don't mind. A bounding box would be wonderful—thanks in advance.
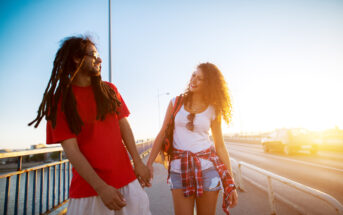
[56,156,299,215]
[144,159,297,215]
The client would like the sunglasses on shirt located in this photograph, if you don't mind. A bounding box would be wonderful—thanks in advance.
[186,113,195,131]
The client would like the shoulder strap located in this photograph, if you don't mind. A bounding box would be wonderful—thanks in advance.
[172,95,183,118]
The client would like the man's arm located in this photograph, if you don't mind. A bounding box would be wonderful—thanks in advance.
[61,138,126,210]
[119,117,151,187]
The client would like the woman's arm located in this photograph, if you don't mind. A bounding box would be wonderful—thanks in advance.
[61,138,126,210]
[211,116,233,175]
[211,115,238,208]
[146,101,174,177]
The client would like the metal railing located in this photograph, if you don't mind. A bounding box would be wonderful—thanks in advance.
[0,140,153,215]
[230,158,343,215]
[0,147,70,215]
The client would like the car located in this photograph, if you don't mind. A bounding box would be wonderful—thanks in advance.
[261,128,318,155]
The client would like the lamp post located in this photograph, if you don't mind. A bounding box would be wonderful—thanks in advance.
[157,90,170,127]
[108,0,112,83]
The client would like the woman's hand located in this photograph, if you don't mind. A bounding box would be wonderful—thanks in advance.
[134,161,152,187]
[147,162,154,181]
[229,189,238,208]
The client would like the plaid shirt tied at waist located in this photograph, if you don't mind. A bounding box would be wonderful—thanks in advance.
[168,147,236,215]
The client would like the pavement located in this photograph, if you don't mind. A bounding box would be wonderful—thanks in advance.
[144,157,298,215]
[55,146,342,215]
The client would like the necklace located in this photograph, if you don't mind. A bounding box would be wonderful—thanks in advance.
[186,102,208,113]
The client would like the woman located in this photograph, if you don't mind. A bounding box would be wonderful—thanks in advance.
[147,62,238,215]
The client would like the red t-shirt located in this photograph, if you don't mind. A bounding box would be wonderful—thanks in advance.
[46,82,136,198]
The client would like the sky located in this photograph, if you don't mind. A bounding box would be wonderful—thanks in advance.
[0,0,342,149]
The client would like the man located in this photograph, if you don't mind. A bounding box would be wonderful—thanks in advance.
[29,35,151,215]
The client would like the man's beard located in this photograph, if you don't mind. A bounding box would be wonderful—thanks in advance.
[81,61,101,77]
[88,65,101,76]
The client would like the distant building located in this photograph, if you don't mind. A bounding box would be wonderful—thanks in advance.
[322,127,343,145]
[0,149,12,153]
[30,144,47,149]
[0,149,16,164]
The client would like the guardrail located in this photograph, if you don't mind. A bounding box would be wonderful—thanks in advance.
[0,140,153,215]
[230,158,343,215]
[0,147,70,215]
[224,136,261,144]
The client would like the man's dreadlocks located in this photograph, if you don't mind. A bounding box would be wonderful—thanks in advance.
[29,36,121,134]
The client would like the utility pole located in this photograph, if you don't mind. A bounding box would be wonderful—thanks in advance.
[108,0,112,83]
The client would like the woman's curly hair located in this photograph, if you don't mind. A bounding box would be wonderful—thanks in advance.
[183,62,232,124]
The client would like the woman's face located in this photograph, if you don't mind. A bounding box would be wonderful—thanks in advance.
[189,68,205,93]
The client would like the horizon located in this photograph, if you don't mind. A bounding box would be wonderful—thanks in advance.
[2,126,342,150]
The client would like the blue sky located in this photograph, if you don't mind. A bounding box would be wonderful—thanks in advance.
[1,0,342,149]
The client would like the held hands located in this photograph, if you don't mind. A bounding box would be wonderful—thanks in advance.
[134,161,152,187]
[97,184,126,210]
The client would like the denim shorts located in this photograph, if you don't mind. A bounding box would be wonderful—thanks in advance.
[168,167,221,191]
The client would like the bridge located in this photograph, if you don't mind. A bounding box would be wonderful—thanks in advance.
[1,140,343,215]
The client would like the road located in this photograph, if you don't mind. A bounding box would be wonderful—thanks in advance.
[226,141,343,213]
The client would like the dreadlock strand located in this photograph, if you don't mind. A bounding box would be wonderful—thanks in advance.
[63,87,83,134]
[28,67,57,127]
[68,57,85,86]
[91,76,122,121]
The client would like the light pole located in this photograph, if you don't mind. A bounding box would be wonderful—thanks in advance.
[157,90,170,127]
[108,0,112,83]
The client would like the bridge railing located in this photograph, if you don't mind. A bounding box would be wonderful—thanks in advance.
[230,158,343,215]
[0,147,70,215]
[0,140,153,215]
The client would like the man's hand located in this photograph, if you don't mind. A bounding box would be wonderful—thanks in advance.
[97,184,127,210]
[134,161,152,187]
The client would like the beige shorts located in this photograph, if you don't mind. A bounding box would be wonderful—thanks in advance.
[67,179,151,215]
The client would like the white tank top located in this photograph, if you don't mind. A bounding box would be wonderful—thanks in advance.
[170,97,216,173]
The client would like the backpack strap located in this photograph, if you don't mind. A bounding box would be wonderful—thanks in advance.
[172,95,183,119]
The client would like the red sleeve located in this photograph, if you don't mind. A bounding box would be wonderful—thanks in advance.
[106,82,130,120]
[46,103,77,144]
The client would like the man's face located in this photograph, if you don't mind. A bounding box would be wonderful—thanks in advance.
[82,44,102,76]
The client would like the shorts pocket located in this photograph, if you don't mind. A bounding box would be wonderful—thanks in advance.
[169,172,183,190]
[207,176,221,191]
[203,169,221,191]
